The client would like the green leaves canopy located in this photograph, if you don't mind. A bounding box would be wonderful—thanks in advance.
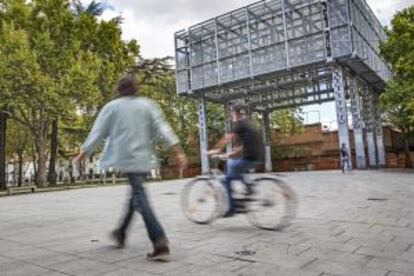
[380,5,414,135]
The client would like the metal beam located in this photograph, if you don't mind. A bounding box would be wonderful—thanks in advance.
[256,96,335,112]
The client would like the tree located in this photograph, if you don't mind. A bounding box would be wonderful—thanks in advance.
[72,0,103,17]
[137,65,199,165]
[0,0,138,186]
[269,109,304,142]
[0,110,7,190]
[380,5,414,168]
[6,119,31,186]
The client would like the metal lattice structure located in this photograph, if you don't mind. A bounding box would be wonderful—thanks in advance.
[174,0,391,172]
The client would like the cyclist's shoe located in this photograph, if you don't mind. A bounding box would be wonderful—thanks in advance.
[147,244,170,262]
[111,229,125,248]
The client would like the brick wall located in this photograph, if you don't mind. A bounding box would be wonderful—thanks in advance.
[272,124,414,172]
[161,124,414,178]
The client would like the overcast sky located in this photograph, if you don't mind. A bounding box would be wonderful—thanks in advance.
[88,0,414,59]
[84,0,412,126]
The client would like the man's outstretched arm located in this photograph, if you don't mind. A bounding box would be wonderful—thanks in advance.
[209,133,235,154]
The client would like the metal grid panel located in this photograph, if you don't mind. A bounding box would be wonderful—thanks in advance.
[176,0,330,93]
[174,0,390,97]
[350,0,391,81]
[252,43,287,75]
[200,65,334,111]
[328,0,352,58]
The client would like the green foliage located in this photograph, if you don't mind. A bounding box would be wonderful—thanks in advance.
[380,5,414,135]
[270,109,304,141]
[0,0,307,181]
[5,119,30,160]
[138,69,199,164]
[0,0,138,185]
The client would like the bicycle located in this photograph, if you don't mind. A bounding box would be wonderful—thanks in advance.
[181,156,297,231]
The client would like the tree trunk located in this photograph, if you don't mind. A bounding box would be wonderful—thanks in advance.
[404,137,412,169]
[17,152,23,187]
[48,118,58,186]
[35,146,47,187]
[35,135,48,187]
[33,107,49,187]
[0,112,7,190]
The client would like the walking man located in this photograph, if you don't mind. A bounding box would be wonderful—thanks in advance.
[341,143,351,173]
[73,75,188,261]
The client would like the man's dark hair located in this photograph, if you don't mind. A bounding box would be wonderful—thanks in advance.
[117,75,139,97]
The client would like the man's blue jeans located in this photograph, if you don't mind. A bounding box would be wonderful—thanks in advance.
[222,158,257,214]
[119,173,167,246]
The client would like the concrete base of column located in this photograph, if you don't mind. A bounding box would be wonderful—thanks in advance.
[366,131,377,168]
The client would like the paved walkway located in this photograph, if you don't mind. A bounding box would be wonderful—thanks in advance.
[0,170,413,276]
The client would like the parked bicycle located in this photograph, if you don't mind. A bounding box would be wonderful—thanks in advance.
[181,156,297,231]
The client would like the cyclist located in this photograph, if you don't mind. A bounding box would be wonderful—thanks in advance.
[341,143,351,173]
[208,104,263,217]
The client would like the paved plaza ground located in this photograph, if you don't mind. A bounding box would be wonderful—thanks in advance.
[0,170,413,276]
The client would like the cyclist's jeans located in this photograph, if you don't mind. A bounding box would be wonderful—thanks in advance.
[118,173,167,247]
[222,158,257,213]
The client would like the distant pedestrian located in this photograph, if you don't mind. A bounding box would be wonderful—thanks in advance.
[73,75,188,261]
[341,143,351,173]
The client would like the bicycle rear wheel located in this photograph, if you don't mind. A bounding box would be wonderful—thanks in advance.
[246,177,297,231]
[181,178,223,225]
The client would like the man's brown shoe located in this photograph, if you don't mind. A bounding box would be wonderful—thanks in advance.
[146,245,170,262]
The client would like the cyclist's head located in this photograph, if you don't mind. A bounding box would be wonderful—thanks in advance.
[231,104,245,122]
[117,75,139,97]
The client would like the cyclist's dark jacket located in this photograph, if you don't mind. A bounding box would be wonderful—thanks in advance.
[232,119,263,162]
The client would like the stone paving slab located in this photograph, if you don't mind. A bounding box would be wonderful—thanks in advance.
[0,170,414,276]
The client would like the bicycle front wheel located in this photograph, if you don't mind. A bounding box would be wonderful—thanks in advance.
[181,178,223,225]
[246,177,297,231]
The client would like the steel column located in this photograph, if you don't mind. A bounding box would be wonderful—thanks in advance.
[198,97,209,174]
[332,65,352,169]
[363,88,377,168]
[350,78,366,169]
[373,93,386,167]
[263,111,273,172]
